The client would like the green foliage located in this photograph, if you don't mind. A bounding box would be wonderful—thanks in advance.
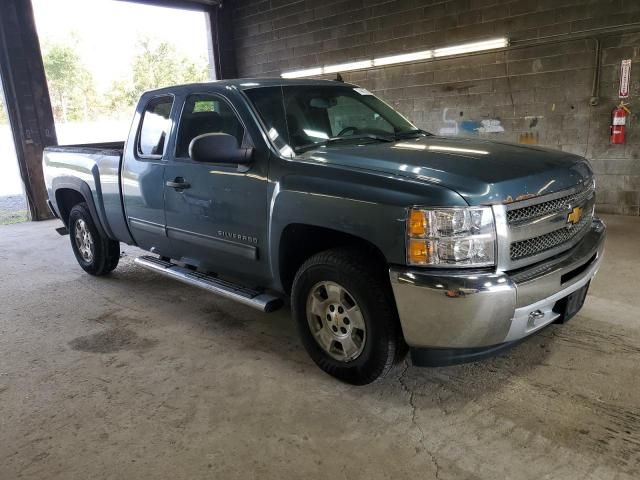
[100,38,210,117]
[40,35,210,123]
[129,38,209,99]
[43,41,98,122]
[104,79,138,116]
[193,100,216,112]
[0,210,29,225]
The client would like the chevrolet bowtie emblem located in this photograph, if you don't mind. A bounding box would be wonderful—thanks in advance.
[567,206,583,225]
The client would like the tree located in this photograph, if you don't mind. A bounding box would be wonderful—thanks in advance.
[40,36,210,121]
[43,41,98,122]
[103,39,209,118]
[129,39,209,98]
[104,79,137,116]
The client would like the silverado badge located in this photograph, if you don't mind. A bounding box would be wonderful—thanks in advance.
[567,206,583,226]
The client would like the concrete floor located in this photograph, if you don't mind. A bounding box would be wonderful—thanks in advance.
[1,215,639,480]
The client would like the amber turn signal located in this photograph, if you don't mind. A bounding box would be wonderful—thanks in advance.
[408,209,427,237]
[408,238,431,265]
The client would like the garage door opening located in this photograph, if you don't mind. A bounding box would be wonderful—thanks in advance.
[32,0,215,146]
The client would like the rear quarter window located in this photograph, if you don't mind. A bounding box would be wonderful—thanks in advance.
[138,96,173,157]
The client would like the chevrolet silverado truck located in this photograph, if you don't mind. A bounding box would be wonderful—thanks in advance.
[43,79,606,385]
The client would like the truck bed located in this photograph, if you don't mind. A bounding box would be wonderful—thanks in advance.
[43,141,133,245]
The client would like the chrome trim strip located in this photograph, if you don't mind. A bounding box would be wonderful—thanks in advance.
[492,204,510,271]
[509,209,580,242]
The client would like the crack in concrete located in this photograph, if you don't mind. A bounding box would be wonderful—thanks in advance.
[398,361,442,479]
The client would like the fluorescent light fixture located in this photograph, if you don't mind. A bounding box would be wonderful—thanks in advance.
[374,50,432,66]
[281,67,323,78]
[323,60,372,74]
[281,37,509,77]
[433,37,508,57]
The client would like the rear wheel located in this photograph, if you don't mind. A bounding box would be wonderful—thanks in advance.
[292,247,405,385]
[68,202,120,276]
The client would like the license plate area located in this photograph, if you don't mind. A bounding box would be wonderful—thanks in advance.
[553,281,590,323]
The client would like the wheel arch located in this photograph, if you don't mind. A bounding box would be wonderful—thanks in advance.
[52,177,109,239]
[277,223,390,295]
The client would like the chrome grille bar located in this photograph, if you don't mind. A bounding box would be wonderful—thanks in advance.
[507,186,594,224]
[493,179,596,271]
[510,213,592,260]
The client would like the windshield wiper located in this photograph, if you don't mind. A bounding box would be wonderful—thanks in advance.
[327,133,395,144]
[294,133,395,153]
[394,129,432,139]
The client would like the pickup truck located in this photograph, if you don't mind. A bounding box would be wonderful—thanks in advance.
[43,79,606,385]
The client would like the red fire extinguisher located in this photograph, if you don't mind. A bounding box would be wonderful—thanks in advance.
[611,102,630,145]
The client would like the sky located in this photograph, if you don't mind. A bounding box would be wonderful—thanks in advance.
[32,0,213,93]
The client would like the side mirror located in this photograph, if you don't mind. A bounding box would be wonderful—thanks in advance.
[188,133,253,164]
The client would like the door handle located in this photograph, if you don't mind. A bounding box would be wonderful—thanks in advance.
[166,178,190,189]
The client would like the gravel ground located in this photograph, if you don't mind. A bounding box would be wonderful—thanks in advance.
[0,195,29,224]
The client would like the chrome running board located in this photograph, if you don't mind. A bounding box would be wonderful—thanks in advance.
[134,255,282,313]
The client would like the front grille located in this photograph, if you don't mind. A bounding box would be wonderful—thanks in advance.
[510,212,592,260]
[507,185,594,224]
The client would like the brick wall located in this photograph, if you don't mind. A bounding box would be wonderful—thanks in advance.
[232,0,640,214]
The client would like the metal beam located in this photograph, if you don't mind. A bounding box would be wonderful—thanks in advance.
[208,2,237,79]
[114,0,221,11]
[0,0,56,221]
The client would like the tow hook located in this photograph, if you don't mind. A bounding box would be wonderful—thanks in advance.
[527,310,545,328]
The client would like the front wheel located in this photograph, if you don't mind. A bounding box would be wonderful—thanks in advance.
[68,202,120,276]
[292,248,404,385]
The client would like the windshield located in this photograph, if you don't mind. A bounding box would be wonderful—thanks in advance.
[244,85,421,156]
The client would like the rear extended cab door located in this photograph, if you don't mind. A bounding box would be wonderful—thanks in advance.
[121,93,176,256]
[161,85,272,286]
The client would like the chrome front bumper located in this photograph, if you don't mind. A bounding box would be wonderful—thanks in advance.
[389,218,606,353]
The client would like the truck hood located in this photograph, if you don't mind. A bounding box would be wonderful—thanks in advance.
[299,136,593,205]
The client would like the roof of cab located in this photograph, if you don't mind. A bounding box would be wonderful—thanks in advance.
[142,78,357,96]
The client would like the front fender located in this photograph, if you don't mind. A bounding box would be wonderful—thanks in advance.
[267,166,466,288]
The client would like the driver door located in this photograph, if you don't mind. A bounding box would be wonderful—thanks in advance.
[162,92,270,284]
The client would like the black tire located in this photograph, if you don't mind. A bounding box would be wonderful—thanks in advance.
[68,202,120,276]
[292,247,405,385]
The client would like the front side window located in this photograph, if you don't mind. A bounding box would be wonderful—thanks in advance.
[175,94,245,158]
[244,85,419,155]
[138,96,173,157]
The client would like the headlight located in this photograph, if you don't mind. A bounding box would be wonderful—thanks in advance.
[406,207,496,267]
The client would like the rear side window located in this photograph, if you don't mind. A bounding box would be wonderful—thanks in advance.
[138,96,173,157]
[175,94,245,158]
